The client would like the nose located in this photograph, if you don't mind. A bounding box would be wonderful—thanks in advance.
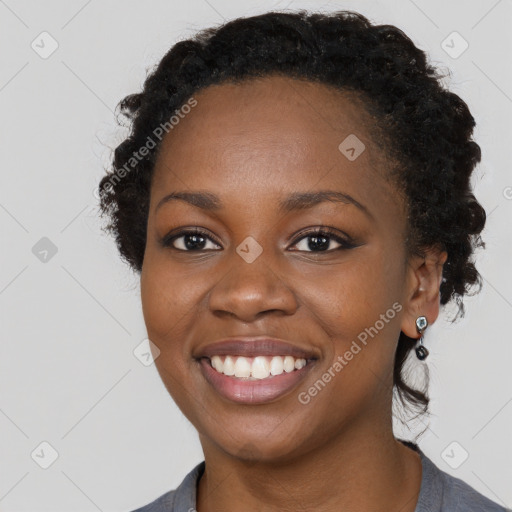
[207,249,299,322]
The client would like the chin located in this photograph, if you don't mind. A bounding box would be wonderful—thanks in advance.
[200,419,320,465]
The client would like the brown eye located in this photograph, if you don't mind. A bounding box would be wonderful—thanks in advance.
[161,228,221,251]
[290,227,356,252]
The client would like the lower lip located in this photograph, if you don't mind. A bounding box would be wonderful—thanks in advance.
[198,358,316,404]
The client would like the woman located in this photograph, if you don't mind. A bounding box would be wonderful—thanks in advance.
[98,10,508,512]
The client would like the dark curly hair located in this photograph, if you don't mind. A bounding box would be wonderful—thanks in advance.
[98,10,486,421]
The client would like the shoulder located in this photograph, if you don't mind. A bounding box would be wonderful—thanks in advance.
[434,467,508,512]
[413,444,509,512]
[130,489,176,512]
[128,461,205,512]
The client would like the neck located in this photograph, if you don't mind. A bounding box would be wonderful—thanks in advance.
[196,414,422,512]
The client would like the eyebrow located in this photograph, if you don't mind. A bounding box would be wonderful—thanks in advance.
[155,190,372,218]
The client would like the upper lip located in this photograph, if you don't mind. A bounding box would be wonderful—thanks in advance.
[195,337,318,360]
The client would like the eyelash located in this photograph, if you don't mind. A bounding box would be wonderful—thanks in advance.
[160,226,357,253]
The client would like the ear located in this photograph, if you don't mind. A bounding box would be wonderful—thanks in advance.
[400,245,448,339]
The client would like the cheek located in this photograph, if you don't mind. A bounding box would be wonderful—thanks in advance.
[294,249,405,400]
[340,249,405,377]
[140,256,210,411]
[298,248,403,337]
[140,253,207,350]
[288,254,404,419]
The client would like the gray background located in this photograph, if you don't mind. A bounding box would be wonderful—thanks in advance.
[1,0,511,510]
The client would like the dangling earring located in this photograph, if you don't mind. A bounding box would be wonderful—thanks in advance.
[415,315,429,360]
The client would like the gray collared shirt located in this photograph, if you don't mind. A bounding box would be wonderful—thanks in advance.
[130,442,509,511]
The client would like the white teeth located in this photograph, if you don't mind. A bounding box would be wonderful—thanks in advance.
[295,358,306,370]
[270,356,284,376]
[234,357,251,378]
[223,356,235,376]
[211,355,223,372]
[283,356,295,373]
[209,355,307,379]
[251,356,270,379]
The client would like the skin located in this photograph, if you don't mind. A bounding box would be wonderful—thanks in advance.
[140,75,447,512]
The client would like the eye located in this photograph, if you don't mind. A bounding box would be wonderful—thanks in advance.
[161,226,357,253]
[160,228,221,251]
[290,227,356,252]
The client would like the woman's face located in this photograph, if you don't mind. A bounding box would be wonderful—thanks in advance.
[140,75,430,461]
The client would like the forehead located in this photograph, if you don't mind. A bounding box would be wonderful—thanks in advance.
[151,75,398,214]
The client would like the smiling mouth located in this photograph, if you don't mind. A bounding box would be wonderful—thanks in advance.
[197,353,318,404]
[203,354,314,380]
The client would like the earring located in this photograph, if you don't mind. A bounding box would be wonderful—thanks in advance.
[415,315,429,360]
